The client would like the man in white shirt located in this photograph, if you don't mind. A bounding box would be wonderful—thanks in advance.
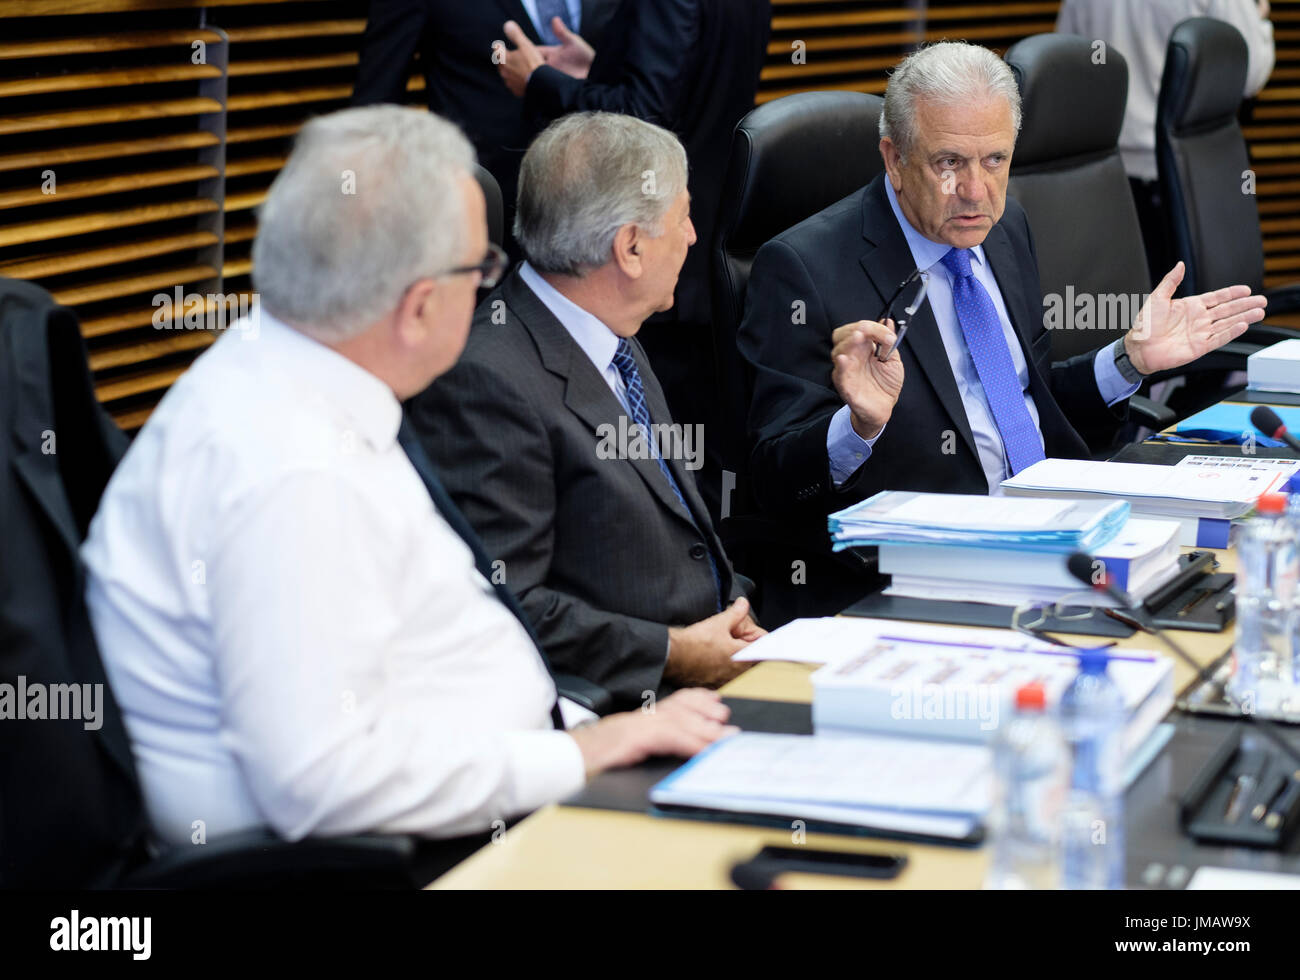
[81,105,735,865]
[1056,0,1274,277]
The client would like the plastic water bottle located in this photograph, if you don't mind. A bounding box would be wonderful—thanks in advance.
[986,682,1068,889]
[1231,493,1300,714]
[1059,651,1126,890]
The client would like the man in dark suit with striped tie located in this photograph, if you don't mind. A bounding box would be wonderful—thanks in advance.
[408,112,763,713]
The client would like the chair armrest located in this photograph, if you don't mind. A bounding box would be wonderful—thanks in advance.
[1245,322,1300,346]
[553,673,615,716]
[1127,394,1178,431]
[120,827,418,889]
[1262,284,1300,318]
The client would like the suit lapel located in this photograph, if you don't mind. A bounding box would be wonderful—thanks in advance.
[502,274,701,528]
[859,179,978,461]
[496,0,542,42]
[982,222,1056,401]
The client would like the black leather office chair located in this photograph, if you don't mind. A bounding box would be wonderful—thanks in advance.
[1007,33,1260,430]
[473,163,504,249]
[1157,17,1300,325]
[710,92,885,616]
[0,278,418,888]
[712,91,885,511]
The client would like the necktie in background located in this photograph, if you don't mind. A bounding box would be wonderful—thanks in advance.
[533,0,572,45]
[610,339,723,612]
[939,247,1046,476]
[397,417,565,730]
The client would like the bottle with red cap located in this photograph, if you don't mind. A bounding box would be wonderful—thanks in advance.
[985,681,1069,890]
[1230,493,1300,714]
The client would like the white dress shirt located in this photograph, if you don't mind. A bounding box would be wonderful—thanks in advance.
[828,179,1140,491]
[81,310,585,847]
[1057,0,1274,181]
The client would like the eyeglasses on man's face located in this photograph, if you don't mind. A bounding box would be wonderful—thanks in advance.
[436,242,509,289]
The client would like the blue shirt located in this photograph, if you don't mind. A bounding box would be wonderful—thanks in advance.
[519,0,582,38]
[827,180,1139,491]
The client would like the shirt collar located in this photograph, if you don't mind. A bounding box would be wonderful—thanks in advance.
[883,178,988,276]
[518,261,621,374]
[254,307,403,451]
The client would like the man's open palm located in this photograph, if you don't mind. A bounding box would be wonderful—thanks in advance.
[1127,261,1267,375]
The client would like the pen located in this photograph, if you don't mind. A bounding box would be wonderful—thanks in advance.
[876,634,1157,662]
[1224,749,1267,823]
[1251,771,1288,822]
[1264,778,1300,831]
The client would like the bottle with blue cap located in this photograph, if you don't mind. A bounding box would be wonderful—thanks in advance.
[1059,649,1126,889]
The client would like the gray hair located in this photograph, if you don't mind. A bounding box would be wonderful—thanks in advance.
[252,105,475,341]
[514,112,688,276]
[880,42,1022,162]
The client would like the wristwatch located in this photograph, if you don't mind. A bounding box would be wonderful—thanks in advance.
[1114,338,1144,384]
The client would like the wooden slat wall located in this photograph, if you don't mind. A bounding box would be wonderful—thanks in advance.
[2,0,1297,426]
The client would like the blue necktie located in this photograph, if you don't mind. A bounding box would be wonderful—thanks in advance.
[397,417,565,730]
[939,247,1045,476]
[533,0,572,45]
[610,339,723,612]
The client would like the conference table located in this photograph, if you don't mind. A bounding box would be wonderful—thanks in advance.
[432,410,1300,890]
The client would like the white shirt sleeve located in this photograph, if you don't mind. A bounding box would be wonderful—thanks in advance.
[206,469,586,841]
[1211,0,1275,96]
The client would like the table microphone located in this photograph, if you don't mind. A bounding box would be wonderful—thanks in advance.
[1066,551,1300,768]
[1250,405,1300,455]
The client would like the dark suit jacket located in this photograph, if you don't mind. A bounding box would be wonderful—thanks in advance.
[351,0,620,251]
[407,270,743,708]
[737,174,1127,616]
[524,0,771,325]
[0,279,146,887]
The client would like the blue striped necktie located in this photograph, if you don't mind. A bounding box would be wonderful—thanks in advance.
[940,247,1045,476]
[610,339,723,612]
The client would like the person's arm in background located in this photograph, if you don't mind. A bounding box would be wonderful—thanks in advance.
[350,0,429,106]
[1213,0,1275,96]
[501,0,700,126]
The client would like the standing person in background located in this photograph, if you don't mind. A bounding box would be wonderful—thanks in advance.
[350,0,621,256]
[1056,0,1274,283]
[496,0,773,522]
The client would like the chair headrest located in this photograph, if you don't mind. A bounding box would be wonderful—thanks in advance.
[1161,17,1248,132]
[1005,33,1128,167]
[472,163,504,248]
[721,91,884,254]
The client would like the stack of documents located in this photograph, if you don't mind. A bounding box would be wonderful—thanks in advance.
[650,731,989,840]
[1174,402,1300,446]
[1247,339,1300,394]
[808,620,1174,760]
[828,490,1129,553]
[1001,455,1300,547]
[880,517,1182,608]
